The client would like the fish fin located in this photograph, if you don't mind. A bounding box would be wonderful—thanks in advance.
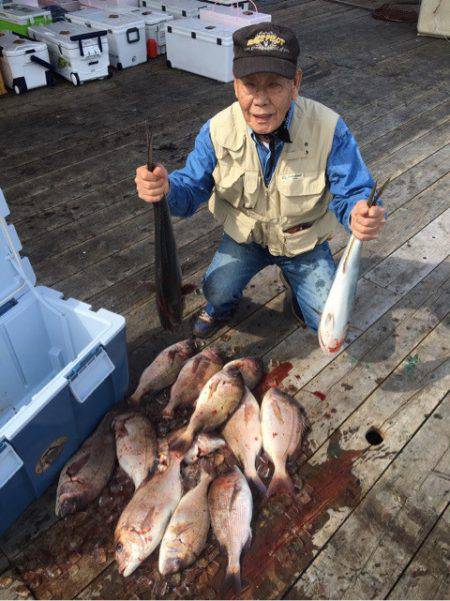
[249,473,267,496]
[267,470,295,498]
[66,453,90,477]
[224,565,242,597]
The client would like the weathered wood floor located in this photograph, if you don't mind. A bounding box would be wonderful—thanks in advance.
[0,0,449,598]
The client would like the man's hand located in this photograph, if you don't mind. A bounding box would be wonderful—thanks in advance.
[350,200,386,241]
[135,164,169,203]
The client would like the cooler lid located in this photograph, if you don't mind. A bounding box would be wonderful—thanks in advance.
[148,0,206,15]
[0,188,36,309]
[123,7,173,24]
[168,17,235,43]
[0,3,47,19]
[29,21,107,49]
[0,30,47,55]
[70,7,145,31]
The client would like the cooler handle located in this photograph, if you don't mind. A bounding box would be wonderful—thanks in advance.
[67,347,115,404]
[29,54,55,72]
[126,27,140,44]
[0,441,23,489]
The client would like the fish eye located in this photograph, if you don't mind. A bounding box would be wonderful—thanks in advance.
[116,543,123,553]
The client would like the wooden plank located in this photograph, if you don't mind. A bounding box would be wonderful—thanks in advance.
[288,400,450,598]
[366,208,450,294]
[75,318,450,600]
[388,506,450,600]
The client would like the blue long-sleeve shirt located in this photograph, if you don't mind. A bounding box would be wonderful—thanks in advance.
[167,99,374,232]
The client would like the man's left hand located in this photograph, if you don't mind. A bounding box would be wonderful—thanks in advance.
[350,200,386,241]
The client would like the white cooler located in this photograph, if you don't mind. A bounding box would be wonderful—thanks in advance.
[140,0,206,18]
[199,5,270,28]
[0,29,53,93]
[67,8,146,68]
[80,0,138,8]
[103,6,172,54]
[166,18,235,82]
[201,0,250,10]
[28,21,110,84]
[417,0,450,38]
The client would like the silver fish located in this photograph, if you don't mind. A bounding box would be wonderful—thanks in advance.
[163,347,223,419]
[319,178,390,355]
[130,339,197,404]
[318,235,362,355]
[112,412,157,489]
[261,387,307,497]
[55,412,116,517]
[223,357,263,390]
[171,365,245,455]
[159,469,213,575]
[114,452,183,577]
[208,466,253,595]
[184,433,226,464]
[222,388,266,494]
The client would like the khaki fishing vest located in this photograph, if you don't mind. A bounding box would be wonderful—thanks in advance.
[209,97,340,256]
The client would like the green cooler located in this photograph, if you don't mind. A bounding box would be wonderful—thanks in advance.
[0,4,52,36]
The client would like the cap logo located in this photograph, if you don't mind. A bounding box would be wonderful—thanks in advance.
[246,31,288,52]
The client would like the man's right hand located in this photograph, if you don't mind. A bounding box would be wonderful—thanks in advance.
[135,164,169,203]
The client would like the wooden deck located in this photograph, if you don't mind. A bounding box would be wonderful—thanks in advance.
[0,0,449,598]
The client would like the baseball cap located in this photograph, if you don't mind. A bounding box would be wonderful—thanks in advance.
[233,23,300,79]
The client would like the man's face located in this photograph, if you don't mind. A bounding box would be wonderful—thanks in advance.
[234,71,302,135]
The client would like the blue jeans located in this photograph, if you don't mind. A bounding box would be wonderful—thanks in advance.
[202,234,336,332]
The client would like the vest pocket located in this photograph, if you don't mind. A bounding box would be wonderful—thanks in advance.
[242,171,260,209]
[277,173,327,218]
[214,166,245,209]
[223,210,255,244]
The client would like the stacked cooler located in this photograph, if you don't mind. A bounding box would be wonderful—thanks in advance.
[28,20,110,84]
[80,0,138,9]
[0,188,129,535]
[198,4,270,28]
[66,7,146,68]
[101,5,172,56]
[0,29,53,93]
[165,4,271,82]
[0,3,52,35]
[139,0,206,19]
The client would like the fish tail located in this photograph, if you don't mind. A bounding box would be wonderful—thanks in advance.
[267,466,295,498]
[224,561,242,597]
[250,472,267,496]
[129,386,144,405]
[170,425,194,456]
[161,400,175,419]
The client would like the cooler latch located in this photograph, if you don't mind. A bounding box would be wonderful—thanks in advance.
[67,346,114,404]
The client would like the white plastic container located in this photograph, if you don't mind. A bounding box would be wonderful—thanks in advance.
[39,0,81,12]
[166,17,235,82]
[199,5,270,28]
[0,29,52,93]
[80,0,138,8]
[201,0,250,9]
[105,6,172,54]
[0,188,129,536]
[28,21,110,84]
[417,0,450,38]
[67,7,146,68]
[140,0,206,19]
[0,3,52,36]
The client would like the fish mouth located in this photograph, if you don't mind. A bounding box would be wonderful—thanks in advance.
[55,494,82,517]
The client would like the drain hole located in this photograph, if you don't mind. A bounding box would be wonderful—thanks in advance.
[366,427,383,446]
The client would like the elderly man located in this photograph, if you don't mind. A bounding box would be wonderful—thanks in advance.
[135,23,385,338]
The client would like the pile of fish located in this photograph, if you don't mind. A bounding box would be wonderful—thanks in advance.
[55,339,308,595]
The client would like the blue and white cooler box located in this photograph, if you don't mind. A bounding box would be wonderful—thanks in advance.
[0,188,129,535]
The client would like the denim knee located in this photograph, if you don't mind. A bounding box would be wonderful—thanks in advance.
[202,270,234,308]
